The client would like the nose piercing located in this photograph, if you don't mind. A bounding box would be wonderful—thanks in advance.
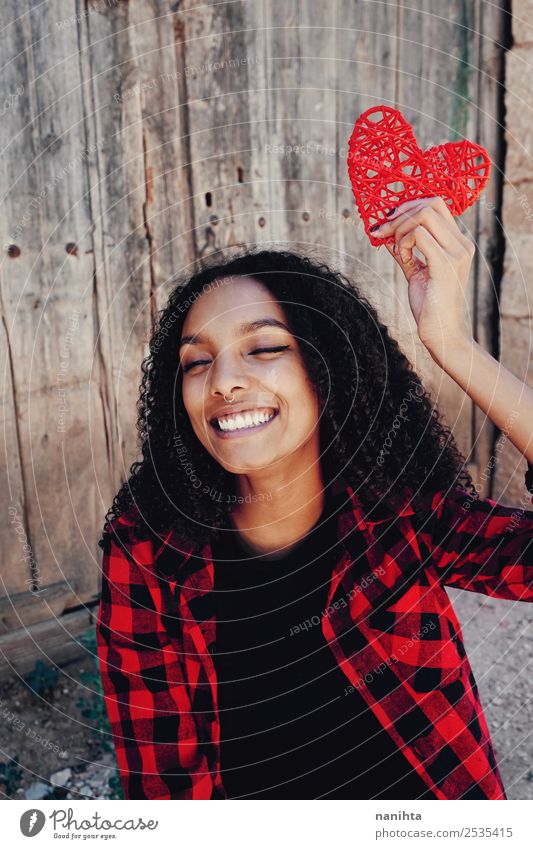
[224,393,235,403]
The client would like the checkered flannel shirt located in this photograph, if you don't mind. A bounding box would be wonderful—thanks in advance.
[96,465,533,799]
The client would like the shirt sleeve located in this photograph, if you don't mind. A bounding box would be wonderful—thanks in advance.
[414,463,533,601]
[95,525,197,800]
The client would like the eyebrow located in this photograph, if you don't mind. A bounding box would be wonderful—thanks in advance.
[179,317,291,349]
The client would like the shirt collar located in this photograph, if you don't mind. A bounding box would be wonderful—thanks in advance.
[150,477,416,580]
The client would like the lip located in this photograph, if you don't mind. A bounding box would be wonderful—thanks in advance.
[209,403,278,420]
[210,408,279,439]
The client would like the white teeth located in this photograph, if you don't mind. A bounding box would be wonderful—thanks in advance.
[217,410,275,432]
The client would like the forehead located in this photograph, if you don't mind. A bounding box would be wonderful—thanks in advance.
[182,275,285,333]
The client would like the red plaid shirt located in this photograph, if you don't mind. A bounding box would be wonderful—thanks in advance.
[96,476,533,800]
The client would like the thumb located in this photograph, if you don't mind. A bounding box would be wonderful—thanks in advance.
[383,241,425,282]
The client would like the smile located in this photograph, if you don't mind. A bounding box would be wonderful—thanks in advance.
[210,407,279,437]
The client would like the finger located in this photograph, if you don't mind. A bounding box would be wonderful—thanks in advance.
[375,205,465,256]
[398,207,463,255]
[397,223,475,278]
[408,197,475,253]
[384,240,426,282]
[397,225,447,278]
[386,195,455,225]
[375,196,456,235]
[369,196,432,231]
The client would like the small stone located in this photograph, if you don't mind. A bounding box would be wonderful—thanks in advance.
[50,768,72,787]
[25,781,51,800]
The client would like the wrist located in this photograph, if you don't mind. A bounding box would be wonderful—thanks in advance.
[421,333,476,367]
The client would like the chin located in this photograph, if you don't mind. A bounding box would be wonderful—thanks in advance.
[217,455,280,475]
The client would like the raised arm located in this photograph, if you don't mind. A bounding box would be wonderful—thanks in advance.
[373,196,533,467]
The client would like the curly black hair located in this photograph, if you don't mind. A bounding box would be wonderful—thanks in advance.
[98,248,476,551]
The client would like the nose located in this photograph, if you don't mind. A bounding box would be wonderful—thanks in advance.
[209,348,250,401]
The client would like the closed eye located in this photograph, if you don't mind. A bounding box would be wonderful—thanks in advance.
[250,345,290,356]
[182,345,290,374]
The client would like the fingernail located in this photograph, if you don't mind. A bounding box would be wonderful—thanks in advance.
[386,207,397,217]
[369,223,381,232]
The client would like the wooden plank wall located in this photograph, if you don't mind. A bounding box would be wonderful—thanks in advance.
[0,0,512,677]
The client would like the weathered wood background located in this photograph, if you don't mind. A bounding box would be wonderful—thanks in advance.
[0,0,528,680]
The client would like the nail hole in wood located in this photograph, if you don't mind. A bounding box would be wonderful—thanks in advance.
[7,244,20,258]
[237,167,243,183]
[205,192,212,207]
[258,217,266,228]
[66,242,78,256]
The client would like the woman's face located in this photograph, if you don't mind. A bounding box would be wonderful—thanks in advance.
[179,275,322,476]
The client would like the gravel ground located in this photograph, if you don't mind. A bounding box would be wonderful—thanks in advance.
[0,594,531,801]
[0,642,122,801]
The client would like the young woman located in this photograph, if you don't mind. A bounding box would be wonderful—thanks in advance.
[97,196,533,800]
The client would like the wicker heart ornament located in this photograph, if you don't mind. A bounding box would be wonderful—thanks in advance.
[347,105,491,247]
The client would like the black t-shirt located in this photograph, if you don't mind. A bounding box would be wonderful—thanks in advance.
[211,486,436,800]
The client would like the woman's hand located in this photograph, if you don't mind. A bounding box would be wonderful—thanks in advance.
[372,196,476,355]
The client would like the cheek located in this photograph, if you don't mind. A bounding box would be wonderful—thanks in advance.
[277,364,320,422]
[292,363,319,405]
[265,359,311,395]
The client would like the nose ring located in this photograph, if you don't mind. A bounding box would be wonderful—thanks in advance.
[224,393,235,404]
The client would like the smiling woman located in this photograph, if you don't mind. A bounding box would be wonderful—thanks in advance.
[96,248,533,801]
[178,273,330,554]
[98,249,475,550]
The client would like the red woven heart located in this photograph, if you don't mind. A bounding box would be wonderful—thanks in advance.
[347,104,491,247]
